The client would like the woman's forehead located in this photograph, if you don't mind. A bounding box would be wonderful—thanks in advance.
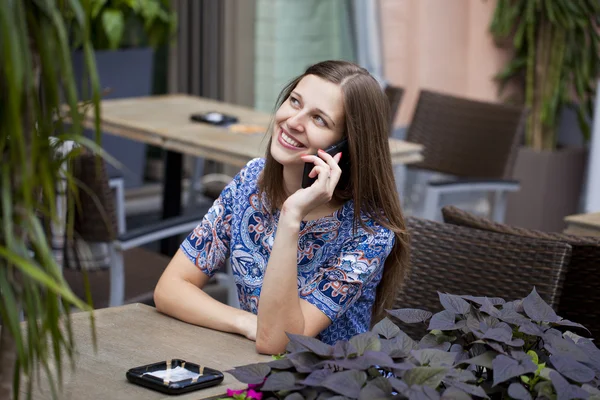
[294,75,344,121]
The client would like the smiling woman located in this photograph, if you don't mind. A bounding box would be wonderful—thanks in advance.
[153,60,410,355]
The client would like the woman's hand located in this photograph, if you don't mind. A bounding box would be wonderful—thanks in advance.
[282,150,343,221]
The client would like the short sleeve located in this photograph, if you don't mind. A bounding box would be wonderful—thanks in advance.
[179,158,261,276]
[299,228,395,321]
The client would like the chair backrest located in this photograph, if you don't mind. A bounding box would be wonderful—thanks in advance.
[442,205,600,341]
[394,217,572,339]
[405,90,526,179]
[384,85,404,136]
[62,152,118,271]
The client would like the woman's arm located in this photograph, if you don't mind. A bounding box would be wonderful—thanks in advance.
[256,151,342,354]
[154,249,257,340]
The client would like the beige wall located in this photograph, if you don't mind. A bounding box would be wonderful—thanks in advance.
[380,0,510,126]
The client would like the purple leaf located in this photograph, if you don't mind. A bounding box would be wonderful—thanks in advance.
[450,382,489,398]
[403,366,449,388]
[267,357,294,370]
[461,295,505,305]
[388,377,408,393]
[438,293,471,314]
[553,319,591,333]
[497,309,530,326]
[550,355,595,383]
[508,382,532,400]
[428,310,459,331]
[286,333,333,357]
[518,321,545,337]
[387,308,433,324]
[349,332,381,355]
[332,340,357,359]
[402,384,442,400]
[545,335,590,363]
[549,370,591,400]
[299,369,334,386]
[523,287,559,323]
[503,299,525,312]
[411,349,458,367]
[487,341,508,355]
[226,363,271,384]
[261,371,304,391]
[479,298,501,318]
[372,317,401,339]
[320,350,396,370]
[320,370,367,398]
[441,386,472,400]
[287,351,323,373]
[491,354,537,386]
[358,377,393,400]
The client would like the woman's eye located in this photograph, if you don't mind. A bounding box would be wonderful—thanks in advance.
[314,115,327,127]
[290,97,300,107]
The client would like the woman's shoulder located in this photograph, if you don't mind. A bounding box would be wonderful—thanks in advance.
[338,203,395,243]
[235,158,265,186]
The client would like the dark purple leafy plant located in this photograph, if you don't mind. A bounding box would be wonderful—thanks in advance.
[223,288,600,399]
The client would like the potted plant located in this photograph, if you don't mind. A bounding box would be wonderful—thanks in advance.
[221,288,600,399]
[68,0,177,188]
[0,1,102,398]
[489,0,600,232]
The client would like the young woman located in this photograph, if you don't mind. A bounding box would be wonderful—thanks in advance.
[154,60,409,355]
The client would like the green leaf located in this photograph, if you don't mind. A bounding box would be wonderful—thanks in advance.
[349,332,381,355]
[403,367,449,388]
[101,8,125,49]
[0,247,88,310]
[91,0,108,18]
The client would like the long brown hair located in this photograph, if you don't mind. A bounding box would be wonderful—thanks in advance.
[259,60,410,324]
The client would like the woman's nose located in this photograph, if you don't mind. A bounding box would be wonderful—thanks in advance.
[287,111,305,133]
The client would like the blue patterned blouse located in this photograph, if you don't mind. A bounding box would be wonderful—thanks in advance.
[180,158,395,345]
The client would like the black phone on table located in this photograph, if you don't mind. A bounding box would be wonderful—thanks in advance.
[301,139,350,189]
[126,359,224,395]
[190,112,239,126]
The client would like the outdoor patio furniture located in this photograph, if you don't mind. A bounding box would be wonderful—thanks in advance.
[442,205,600,341]
[60,151,234,308]
[403,89,526,222]
[393,217,572,339]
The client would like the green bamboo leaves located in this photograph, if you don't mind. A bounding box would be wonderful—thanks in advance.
[490,0,600,151]
[0,1,101,399]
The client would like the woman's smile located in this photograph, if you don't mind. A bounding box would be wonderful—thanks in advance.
[278,128,306,150]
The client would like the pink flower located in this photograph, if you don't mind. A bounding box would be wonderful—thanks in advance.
[247,389,263,400]
[226,388,247,396]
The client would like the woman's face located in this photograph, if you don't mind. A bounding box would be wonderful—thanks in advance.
[270,74,344,167]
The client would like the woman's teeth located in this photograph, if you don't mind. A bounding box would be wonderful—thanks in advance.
[282,131,304,148]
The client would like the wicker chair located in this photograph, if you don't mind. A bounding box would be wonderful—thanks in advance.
[442,205,600,341]
[60,151,233,308]
[393,217,572,339]
[403,90,526,222]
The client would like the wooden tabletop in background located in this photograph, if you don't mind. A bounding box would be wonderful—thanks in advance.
[79,94,423,167]
[22,304,269,400]
[564,212,600,238]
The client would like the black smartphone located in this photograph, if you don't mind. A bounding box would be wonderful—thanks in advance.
[301,139,350,189]
[126,359,224,395]
[190,112,239,126]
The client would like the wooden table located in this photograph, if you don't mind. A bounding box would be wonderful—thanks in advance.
[23,304,269,400]
[81,94,424,168]
[80,94,423,254]
[564,212,600,238]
